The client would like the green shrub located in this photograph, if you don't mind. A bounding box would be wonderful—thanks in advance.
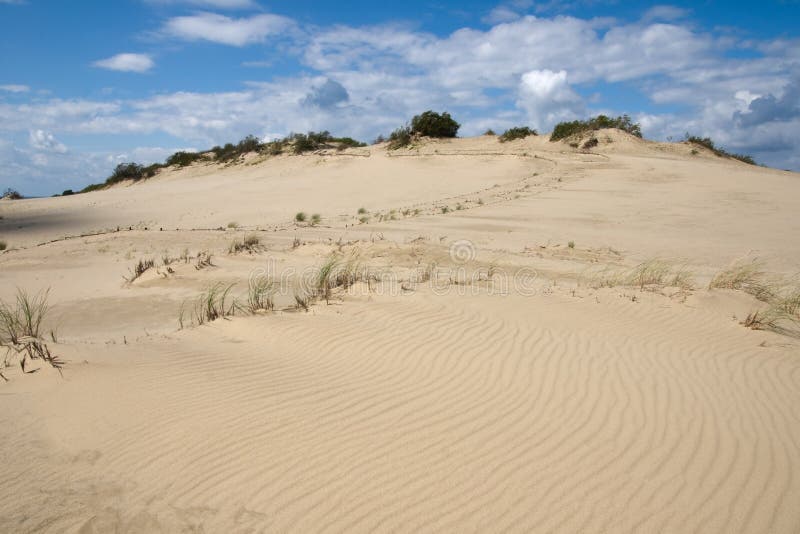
[411,110,460,138]
[685,134,756,165]
[551,114,642,142]
[61,189,74,196]
[387,126,412,150]
[583,137,599,149]
[310,213,322,226]
[499,126,538,142]
[483,129,496,136]
[2,188,23,200]
[295,212,307,222]
[166,151,202,167]
[0,241,7,251]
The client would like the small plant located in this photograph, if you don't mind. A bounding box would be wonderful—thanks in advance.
[0,241,6,251]
[582,137,599,149]
[568,241,575,249]
[310,213,322,226]
[499,126,537,142]
[125,258,155,282]
[247,275,275,313]
[180,248,191,263]
[294,291,312,312]
[387,126,412,150]
[229,234,261,254]
[359,216,370,224]
[192,283,237,325]
[477,198,484,205]
[456,203,464,210]
[295,212,307,223]
[357,207,368,215]
[483,129,496,136]
[195,251,214,270]
[227,222,239,229]
[292,236,302,249]
[709,260,773,301]
[0,288,64,377]
[441,206,450,214]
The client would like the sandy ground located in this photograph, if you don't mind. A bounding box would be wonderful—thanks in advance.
[1,132,799,532]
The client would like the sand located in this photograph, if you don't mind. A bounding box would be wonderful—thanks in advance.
[1,132,799,532]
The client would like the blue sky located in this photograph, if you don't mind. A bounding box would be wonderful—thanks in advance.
[1,0,799,195]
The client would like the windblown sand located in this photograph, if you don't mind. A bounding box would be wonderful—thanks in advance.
[1,132,799,532]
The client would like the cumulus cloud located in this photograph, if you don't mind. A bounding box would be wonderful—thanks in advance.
[517,70,584,128]
[0,84,30,93]
[303,79,349,108]
[734,76,800,127]
[29,129,67,153]
[93,53,154,73]
[162,12,295,46]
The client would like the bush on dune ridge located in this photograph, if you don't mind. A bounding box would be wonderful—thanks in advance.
[550,114,642,142]
[685,134,756,165]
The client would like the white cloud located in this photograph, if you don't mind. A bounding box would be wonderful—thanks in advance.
[0,84,30,93]
[517,70,584,129]
[482,6,521,24]
[162,12,295,46]
[29,129,67,153]
[93,53,154,73]
[642,5,690,22]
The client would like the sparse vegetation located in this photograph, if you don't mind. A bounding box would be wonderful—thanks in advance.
[585,259,695,291]
[166,151,203,167]
[191,283,237,325]
[499,126,537,142]
[310,213,322,226]
[568,241,575,249]
[387,126,413,150]
[246,275,275,313]
[583,137,599,149]
[229,234,261,254]
[551,114,642,142]
[0,241,6,251]
[685,134,756,165]
[195,251,214,270]
[0,288,64,377]
[295,212,307,223]
[483,129,496,136]
[125,258,155,282]
[709,259,774,301]
[227,221,239,229]
[2,188,23,200]
[357,207,368,215]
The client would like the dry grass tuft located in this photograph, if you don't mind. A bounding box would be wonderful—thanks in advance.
[709,259,774,301]
[247,275,275,313]
[0,288,64,377]
[195,251,214,269]
[229,234,262,254]
[125,258,155,282]
[585,259,695,291]
[183,283,237,327]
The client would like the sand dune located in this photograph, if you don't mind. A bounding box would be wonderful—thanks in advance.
[1,133,799,532]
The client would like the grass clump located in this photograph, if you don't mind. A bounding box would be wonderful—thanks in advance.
[229,234,261,254]
[247,275,275,313]
[227,221,239,229]
[551,114,642,142]
[582,137,599,149]
[0,288,64,377]
[685,134,756,165]
[708,259,774,301]
[313,251,362,304]
[295,212,307,223]
[357,207,368,215]
[187,283,237,326]
[586,259,695,291]
[0,241,6,251]
[310,213,322,226]
[387,126,413,150]
[125,258,155,282]
[483,129,496,136]
[499,126,537,142]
